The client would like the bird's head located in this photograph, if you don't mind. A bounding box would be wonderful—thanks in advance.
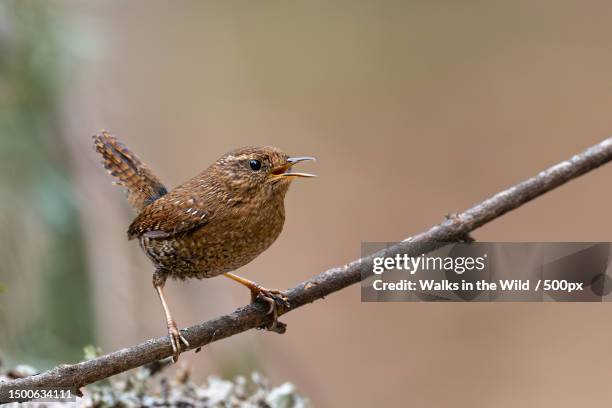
[212,146,315,199]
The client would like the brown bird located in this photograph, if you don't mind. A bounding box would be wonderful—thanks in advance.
[93,131,315,361]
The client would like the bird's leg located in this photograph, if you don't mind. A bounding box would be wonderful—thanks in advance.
[223,272,290,330]
[153,272,189,362]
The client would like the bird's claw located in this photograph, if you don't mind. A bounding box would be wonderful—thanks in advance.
[251,287,290,330]
[167,321,189,362]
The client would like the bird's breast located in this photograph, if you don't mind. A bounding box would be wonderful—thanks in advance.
[143,196,286,279]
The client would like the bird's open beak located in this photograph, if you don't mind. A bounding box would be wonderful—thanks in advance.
[271,156,316,178]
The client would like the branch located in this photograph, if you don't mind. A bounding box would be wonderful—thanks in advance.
[3,137,612,401]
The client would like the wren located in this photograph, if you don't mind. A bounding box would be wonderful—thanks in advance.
[93,131,315,361]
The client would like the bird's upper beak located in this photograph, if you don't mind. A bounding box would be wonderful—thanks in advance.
[271,156,316,178]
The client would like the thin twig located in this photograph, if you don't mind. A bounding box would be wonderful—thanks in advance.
[2,137,612,402]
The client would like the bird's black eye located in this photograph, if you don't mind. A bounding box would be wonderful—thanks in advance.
[249,159,262,171]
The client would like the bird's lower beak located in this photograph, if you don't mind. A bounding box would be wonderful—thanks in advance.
[271,156,316,178]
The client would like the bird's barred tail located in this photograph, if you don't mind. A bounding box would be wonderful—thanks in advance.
[93,130,168,212]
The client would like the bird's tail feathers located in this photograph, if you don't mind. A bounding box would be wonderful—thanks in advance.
[93,130,167,211]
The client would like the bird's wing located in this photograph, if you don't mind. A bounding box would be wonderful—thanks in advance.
[93,131,168,211]
[127,192,211,239]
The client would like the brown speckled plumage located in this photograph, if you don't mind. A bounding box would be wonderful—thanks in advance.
[129,146,290,281]
[93,130,314,361]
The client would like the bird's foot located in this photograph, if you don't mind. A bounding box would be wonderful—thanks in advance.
[167,320,190,362]
[250,286,290,331]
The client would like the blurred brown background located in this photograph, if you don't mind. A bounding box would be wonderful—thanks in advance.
[2,1,612,406]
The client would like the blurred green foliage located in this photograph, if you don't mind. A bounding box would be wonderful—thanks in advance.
[0,1,93,365]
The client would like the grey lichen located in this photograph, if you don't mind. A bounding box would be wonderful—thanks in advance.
[1,357,310,408]
[85,363,310,408]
